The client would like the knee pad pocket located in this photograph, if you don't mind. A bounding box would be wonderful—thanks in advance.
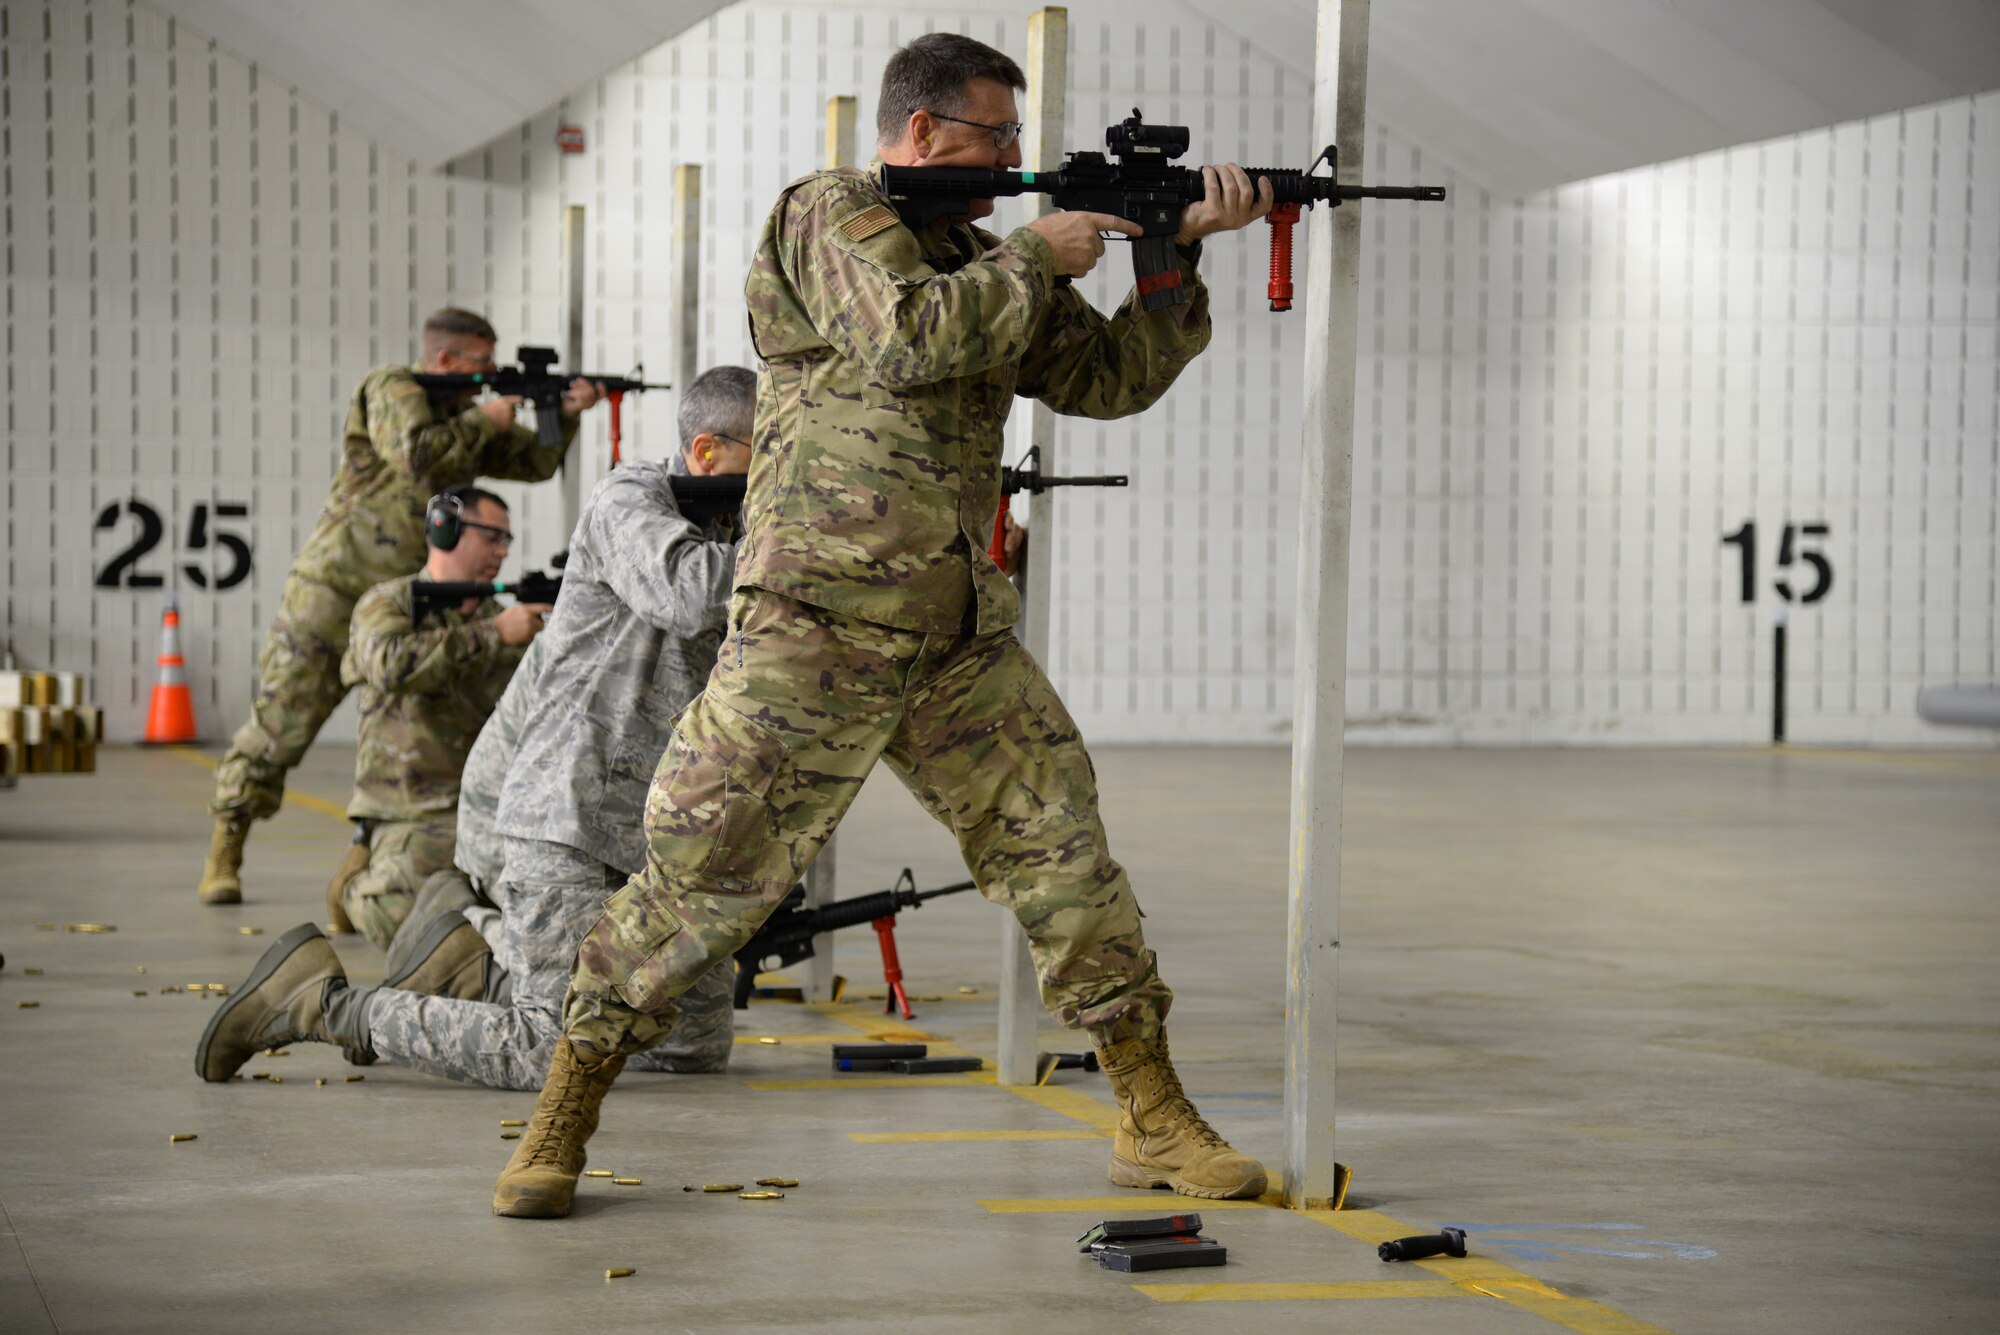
[646,703,794,892]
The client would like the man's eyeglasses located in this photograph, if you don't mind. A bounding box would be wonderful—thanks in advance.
[927,111,1023,150]
[462,518,513,548]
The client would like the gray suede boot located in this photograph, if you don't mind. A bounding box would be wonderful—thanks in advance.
[195,924,374,1079]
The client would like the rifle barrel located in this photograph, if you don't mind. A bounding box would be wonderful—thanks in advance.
[913,880,978,903]
[1336,185,1448,201]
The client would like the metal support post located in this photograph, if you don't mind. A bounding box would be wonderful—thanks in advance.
[671,165,702,407]
[824,96,858,173]
[1283,0,1368,1210]
[557,204,586,533]
[996,5,1068,1086]
[802,101,857,1003]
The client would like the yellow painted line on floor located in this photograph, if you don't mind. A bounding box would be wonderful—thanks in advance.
[745,1073,995,1092]
[1463,1290,1677,1334]
[808,1000,962,1051]
[1137,1279,1474,1303]
[166,746,349,823]
[848,1128,1106,1144]
[1001,1082,1122,1132]
[787,996,1673,1331]
[980,1196,1272,1214]
[1297,1209,1671,1333]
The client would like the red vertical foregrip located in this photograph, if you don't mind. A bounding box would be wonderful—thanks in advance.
[1267,202,1301,312]
[873,916,912,1019]
[989,492,1012,572]
[608,391,626,466]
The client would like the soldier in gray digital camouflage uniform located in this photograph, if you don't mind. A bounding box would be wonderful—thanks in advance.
[471,34,1278,1217]
[331,485,548,950]
[196,308,602,910]
[196,369,755,1092]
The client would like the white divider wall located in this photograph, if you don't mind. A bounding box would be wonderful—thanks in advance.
[471,10,1997,748]
[4,0,1994,746]
[1,0,571,743]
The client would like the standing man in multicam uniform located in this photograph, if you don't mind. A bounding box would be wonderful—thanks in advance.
[329,485,549,950]
[194,369,755,1090]
[196,308,603,908]
[487,32,1276,1219]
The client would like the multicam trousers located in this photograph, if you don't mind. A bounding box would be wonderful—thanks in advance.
[341,816,457,950]
[210,575,356,821]
[367,839,734,1091]
[564,588,1171,1055]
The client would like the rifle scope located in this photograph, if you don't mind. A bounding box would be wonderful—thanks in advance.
[1106,110,1190,161]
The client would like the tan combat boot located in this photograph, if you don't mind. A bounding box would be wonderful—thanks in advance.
[383,912,491,1001]
[195,924,358,1080]
[492,1039,628,1219]
[197,813,250,906]
[1099,1030,1268,1200]
[323,832,366,933]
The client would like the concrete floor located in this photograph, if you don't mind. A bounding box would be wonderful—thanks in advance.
[2,741,1996,1333]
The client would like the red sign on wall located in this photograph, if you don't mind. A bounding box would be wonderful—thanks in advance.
[555,125,586,154]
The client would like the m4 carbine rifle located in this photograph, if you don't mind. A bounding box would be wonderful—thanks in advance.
[407,474,748,622]
[412,344,669,458]
[410,568,562,624]
[879,108,1447,312]
[989,444,1125,575]
[734,869,979,1018]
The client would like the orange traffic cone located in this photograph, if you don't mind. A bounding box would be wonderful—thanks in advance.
[144,598,198,744]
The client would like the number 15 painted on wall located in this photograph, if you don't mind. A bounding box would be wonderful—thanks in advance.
[1719,521,1833,605]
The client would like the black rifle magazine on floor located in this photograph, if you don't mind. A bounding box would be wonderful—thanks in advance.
[1076,1213,1206,1253]
[1092,1236,1227,1272]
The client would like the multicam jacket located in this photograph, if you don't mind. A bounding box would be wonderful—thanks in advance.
[292,365,578,601]
[492,462,739,874]
[342,573,526,822]
[736,165,1211,635]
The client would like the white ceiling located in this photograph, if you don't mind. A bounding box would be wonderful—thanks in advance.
[1219,0,2000,195]
[146,0,733,171]
[149,0,2000,193]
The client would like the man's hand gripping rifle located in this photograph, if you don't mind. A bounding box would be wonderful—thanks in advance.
[412,344,670,459]
[880,108,1446,312]
[733,869,979,1019]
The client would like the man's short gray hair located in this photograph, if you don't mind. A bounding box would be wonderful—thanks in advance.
[672,365,757,475]
[876,32,1026,146]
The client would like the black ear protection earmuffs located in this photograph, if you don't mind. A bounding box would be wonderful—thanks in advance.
[425,492,465,551]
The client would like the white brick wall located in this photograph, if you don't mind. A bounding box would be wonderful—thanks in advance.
[3,0,1995,747]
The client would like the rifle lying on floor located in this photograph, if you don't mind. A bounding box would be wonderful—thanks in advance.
[734,869,979,1018]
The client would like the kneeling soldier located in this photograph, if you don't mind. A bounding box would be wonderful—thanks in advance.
[197,372,751,1086]
[328,484,547,948]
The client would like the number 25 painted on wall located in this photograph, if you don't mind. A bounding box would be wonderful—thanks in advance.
[94,499,254,590]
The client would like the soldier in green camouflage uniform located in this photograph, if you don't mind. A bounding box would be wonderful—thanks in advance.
[494,35,1277,1220]
[335,486,547,948]
[197,308,601,908]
